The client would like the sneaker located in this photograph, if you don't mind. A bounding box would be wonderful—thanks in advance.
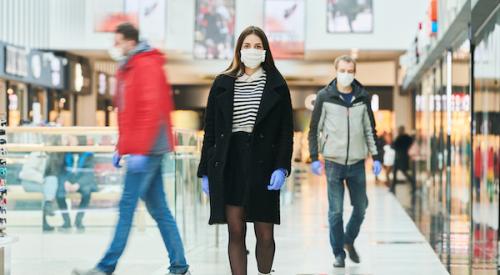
[72,268,107,275]
[333,255,345,268]
[75,222,86,233]
[167,272,191,275]
[344,244,360,263]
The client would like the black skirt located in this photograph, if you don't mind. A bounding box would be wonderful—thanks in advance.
[224,132,252,206]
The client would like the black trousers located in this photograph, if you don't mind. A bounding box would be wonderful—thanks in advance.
[391,165,416,193]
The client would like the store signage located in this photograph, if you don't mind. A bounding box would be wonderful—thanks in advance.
[68,57,90,94]
[74,63,84,92]
[31,54,42,79]
[0,42,67,89]
[305,94,316,111]
[5,45,28,77]
[98,73,107,95]
[416,93,470,112]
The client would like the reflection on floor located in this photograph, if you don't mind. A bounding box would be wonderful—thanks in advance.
[392,179,500,275]
[12,167,449,275]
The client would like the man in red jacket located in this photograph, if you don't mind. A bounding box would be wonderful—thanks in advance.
[73,23,190,275]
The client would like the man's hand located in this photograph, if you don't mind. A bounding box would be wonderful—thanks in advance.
[311,160,323,176]
[372,160,382,176]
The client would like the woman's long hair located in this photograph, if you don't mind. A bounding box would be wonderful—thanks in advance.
[222,26,277,77]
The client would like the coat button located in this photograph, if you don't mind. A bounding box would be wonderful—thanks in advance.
[215,161,220,167]
[259,133,264,139]
[220,133,224,138]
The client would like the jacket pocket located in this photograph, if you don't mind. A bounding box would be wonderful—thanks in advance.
[322,135,346,160]
[319,134,328,153]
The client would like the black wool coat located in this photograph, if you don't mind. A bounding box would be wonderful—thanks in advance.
[197,68,293,225]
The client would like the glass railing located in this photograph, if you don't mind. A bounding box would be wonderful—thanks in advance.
[5,126,214,249]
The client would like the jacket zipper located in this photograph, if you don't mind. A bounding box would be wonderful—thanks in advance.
[345,106,350,166]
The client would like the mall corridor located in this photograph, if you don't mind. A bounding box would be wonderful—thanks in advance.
[0,0,499,274]
[12,168,448,275]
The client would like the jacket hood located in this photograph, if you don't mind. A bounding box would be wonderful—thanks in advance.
[120,41,165,68]
[325,78,369,99]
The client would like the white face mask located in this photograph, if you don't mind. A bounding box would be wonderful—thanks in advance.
[240,49,266,69]
[108,47,125,61]
[337,72,355,87]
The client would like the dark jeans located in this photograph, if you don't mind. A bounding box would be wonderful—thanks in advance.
[96,155,188,274]
[325,160,368,258]
[391,165,415,193]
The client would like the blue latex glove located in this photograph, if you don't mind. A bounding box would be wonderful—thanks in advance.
[267,169,287,191]
[126,155,149,173]
[373,160,382,176]
[311,160,323,176]
[202,175,209,195]
[112,152,122,168]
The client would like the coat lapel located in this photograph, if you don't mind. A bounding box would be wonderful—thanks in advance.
[215,76,235,130]
[254,70,284,127]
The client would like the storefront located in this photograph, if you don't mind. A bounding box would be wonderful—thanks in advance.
[0,42,68,126]
[96,72,116,127]
[409,3,499,270]
[471,10,500,266]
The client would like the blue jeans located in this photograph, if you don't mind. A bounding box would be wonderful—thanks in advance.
[325,160,368,258]
[21,176,58,201]
[97,155,189,274]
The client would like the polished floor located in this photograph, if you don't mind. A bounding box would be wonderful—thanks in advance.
[11,169,449,275]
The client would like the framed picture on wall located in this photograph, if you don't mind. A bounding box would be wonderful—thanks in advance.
[327,0,374,33]
[264,0,305,59]
[193,0,236,59]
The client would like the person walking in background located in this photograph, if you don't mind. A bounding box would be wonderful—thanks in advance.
[391,126,415,193]
[383,132,395,185]
[197,26,293,275]
[375,132,387,183]
[308,55,382,268]
[73,23,190,275]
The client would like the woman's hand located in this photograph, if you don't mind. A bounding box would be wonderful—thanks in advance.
[267,169,287,190]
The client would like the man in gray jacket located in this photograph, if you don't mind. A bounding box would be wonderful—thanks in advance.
[308,55,382,268]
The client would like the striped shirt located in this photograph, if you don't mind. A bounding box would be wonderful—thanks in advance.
[232,68,267,133]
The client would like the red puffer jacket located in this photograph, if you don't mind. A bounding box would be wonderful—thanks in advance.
[114,49,175,155]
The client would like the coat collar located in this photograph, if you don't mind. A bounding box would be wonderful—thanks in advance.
[215,68,286,130]
[325,78,369,102]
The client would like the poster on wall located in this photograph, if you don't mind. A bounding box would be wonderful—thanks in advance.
[194,0,236,59]
[264,0,305,59]
[327,0,374,33]
[138,0,166,45]
[93,0,139,33]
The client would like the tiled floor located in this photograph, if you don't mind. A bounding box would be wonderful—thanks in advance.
[10,172,449,275]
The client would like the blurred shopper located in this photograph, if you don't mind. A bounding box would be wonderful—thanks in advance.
[19,136,63,232]
[197,26,293,275]
[383,132,395,185]
[308,55,382,268]
[73,23,190,275]
[390,126,415,193]
[57,136,96,232]
[375,132,387,183]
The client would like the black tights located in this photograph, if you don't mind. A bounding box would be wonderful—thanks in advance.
[226,206,275,275]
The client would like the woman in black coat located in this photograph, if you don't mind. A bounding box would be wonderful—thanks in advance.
[197,26,293,275]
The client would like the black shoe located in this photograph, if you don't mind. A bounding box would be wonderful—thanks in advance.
[344,244,360,263]
[43,223,55,232]
[43,201,55,216]
[333,255,345,268]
